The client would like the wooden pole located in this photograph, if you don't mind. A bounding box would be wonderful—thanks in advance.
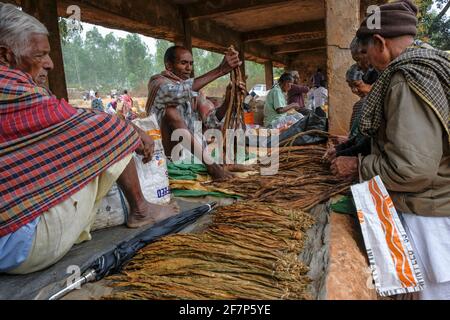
[237,42,246,82]
[22,0,69,101]
[180,7,194,78]
[264,61,274,89]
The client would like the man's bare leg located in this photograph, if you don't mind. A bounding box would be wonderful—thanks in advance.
[117,158,179,228]
[161,109,234,180]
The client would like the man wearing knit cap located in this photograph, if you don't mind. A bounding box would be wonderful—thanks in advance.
[331,0,450,300]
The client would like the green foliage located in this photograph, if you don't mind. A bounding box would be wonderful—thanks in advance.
[273,68,285,78]
[58,18,83,45]
[154,39,174,73]
[61,24,268,97]
[245,61,265,89]
[192,51,268,97]
[416,0,450,50]
[61,24,154,95]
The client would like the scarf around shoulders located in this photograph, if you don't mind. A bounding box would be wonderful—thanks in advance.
[144,70,215,123]
[0,65,140,236]
[145,70,183,115]
[359,47,450,146]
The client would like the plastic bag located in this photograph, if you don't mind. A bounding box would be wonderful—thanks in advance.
[132,115,171,204]
[92,183,128,231]
[351,176,424,296]
[273,109,328,146]
[270,113,302,130]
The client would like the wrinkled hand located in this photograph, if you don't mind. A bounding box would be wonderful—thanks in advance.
[323,147,337,163]
[289,102,300,111]
[237,81,247,96]
[330,156,358,180]
[294,104,304,112]
[134,126,154,164]
[330,135,349,145]
[226,81,247,95]
[219,47,242,75]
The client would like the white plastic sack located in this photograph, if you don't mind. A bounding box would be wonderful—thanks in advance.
[132,115,171,204]
[92,183,128,231]
[271,113,303,129]
[351,176,425,296]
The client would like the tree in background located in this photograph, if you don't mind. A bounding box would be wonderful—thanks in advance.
[122,34,153,89]
[154,39,174,73]
[60,23,272,98]
[153,42,269,97]
[416,0,449,49]
[60,22,154,97]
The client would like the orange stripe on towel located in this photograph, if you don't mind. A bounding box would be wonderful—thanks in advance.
[368,179,416,288]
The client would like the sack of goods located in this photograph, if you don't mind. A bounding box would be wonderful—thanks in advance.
[92,183,129,231]
[132,114,171,204]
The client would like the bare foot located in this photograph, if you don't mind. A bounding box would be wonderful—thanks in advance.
[206,164,234,181]
[127,201,180,229]
[226,164,256,172]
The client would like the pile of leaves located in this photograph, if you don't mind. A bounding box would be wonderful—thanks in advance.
[105,144,349,300]
[210,145,351,211]
[106,203,314,300]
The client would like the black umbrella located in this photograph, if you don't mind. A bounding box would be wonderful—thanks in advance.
[49,202,216,300]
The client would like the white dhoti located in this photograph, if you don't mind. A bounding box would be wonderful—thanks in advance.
[9,154,132,275]
[400,213,450,300]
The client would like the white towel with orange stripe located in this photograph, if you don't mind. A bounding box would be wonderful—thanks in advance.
[351,176,425,297]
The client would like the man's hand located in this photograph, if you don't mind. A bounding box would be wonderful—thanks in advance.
[280,103,299,114]
[225,81,247,101]
[219,47,242,75]
[133,125,155,164]
[323,147,337,163]
[330,135,349,145]
[330,156,358,180]
[294,103,304,112]
[237,81,247,96]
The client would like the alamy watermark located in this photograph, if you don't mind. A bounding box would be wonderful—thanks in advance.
[66,5,82,32]
[366,5,381,30]
[66,264,82,290]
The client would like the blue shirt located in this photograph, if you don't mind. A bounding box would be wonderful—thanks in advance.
[91,98,104,111]
[0,217,39,272]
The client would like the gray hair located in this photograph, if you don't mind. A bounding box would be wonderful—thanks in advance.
[288,70,299,78]
[346,63,364,82]
[0,2,48,64]
[350,37,361,55]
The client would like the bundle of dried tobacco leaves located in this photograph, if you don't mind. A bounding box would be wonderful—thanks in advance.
[105,203,314,300]
[210,145,351,210]
[104,144,348,300]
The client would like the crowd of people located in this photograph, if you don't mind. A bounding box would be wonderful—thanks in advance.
[90,89,139,120]
[262,69,329,130]
[0,0,449,301]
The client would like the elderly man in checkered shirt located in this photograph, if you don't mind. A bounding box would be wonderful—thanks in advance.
[146,45,247,181]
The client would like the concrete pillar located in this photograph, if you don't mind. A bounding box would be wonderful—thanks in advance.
[264,61,274,89]
[325,0,360,135]
[22,0,68,101]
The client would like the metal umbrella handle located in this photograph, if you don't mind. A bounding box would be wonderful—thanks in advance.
[49,269,97,300]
